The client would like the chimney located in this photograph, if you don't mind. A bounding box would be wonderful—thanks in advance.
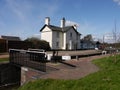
[73,24,77,30]
[60,17,65,28]
[45,17,50,25]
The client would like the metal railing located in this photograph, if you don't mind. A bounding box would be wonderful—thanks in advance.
[9,49,46,72]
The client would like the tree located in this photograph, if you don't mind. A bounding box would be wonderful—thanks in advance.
[24,37,51,50]
[83,34,93,41]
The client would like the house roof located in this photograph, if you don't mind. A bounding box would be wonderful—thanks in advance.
[40,25,62,32]
[63,26,81,34]
[47,25,62,31]
[40,24,81,35]
[81,40,100,44]
[1,35,21,41]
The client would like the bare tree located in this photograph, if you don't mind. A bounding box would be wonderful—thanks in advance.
[112,20,117,63]
[117,33,120,43]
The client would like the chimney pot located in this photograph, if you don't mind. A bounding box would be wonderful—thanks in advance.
[73,24,77,30]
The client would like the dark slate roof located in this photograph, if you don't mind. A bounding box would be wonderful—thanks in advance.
[1,35,21,41]
[81,40,99,45]
[63,26,81,35]
[40,25,62,32]
[47,25,62,32]
[40,24,81,35]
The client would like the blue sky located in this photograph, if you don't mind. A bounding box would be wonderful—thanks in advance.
[0,0,120,40]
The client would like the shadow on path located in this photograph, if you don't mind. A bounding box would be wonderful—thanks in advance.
[59,61,76,68]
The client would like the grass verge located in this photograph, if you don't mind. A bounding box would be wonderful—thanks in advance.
[18,55,120,90]
[0,57,9,62]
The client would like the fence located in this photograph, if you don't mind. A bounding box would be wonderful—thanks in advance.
[9,49,46,72]
[0,39,6,52]
[0,40,33,52]
[8,41,33,50]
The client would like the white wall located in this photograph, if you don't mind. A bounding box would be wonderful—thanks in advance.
[41,27,53,49]
[59,32,64,49]
[62,33,66,49]
[41,26,64,50]
[66,28,80,50]
[77,35,81,49]
[41,26,81,50]
[52,31,63,49]
[52,31,57,49]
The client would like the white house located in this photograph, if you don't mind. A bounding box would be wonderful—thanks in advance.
[80,40,100,50]
[40,17,81,50]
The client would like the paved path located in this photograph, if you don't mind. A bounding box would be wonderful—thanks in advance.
[0,51,108,80]
[0,54,9,59]
[46,50,101,56]
[39,55,108,80]
[0,50,100,58]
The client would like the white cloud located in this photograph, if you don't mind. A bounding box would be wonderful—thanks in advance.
[36,0,59,20]
[1,0,60,39]
[104,33,114,40]
[6,0,24,20]
[66,20,79,27]
[5,0,32,21]
[0,21,5,27]
[32,34,41,38]
[113,0,120,5]
[113,0,120,2]
[5,0,59,23]
[79,21,97,35]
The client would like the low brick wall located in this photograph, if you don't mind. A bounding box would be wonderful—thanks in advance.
[0,63,21,87]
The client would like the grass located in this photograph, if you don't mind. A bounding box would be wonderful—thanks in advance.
[18,55,120,90]
[0,57,9,62]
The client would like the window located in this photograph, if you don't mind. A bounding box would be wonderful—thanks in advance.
[70,32,72,39]
[56,32,59,38]
[56,42,59,47]
[76,35,78,40]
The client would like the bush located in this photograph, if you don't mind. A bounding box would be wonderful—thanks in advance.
[24,37,51,51]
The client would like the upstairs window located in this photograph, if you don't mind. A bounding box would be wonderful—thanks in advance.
[56,32,59,38]
[76,35,78,40]
[70,32,72,39]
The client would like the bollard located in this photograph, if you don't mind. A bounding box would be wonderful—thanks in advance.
[76,56,79,60]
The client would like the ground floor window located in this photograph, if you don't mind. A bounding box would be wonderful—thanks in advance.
[56,42,59,48]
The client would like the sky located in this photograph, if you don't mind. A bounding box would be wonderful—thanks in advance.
[0,0,120,41]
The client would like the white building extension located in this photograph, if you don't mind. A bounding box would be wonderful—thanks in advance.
[40,17,81,50]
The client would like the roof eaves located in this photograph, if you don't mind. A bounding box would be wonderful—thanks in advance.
[40,24,47,32]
